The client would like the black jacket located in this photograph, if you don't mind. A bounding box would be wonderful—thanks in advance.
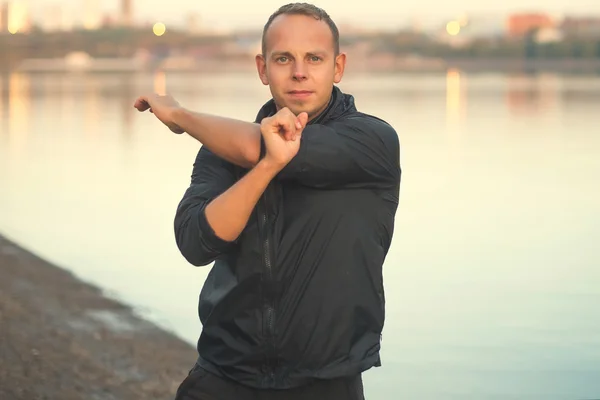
[174,86,401,389]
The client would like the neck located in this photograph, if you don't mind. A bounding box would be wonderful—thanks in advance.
[307,98,331,122]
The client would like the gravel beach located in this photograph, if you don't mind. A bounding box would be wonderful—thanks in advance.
[0,234,197,400]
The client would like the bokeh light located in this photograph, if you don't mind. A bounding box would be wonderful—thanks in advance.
[153,22,166,36]
[446,21,461,36]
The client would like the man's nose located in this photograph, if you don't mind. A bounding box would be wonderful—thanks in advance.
[292,63,307,80]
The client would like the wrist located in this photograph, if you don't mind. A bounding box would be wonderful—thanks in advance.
[257,157,284,176]
[169,106,187,127]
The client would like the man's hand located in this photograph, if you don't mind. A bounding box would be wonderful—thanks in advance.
[133,93,185,134]
[260,107,308,168]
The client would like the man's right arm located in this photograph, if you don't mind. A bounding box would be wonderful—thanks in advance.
[204,157,281,243]
[204,111,305,243]
[174,146,287,267]
[174,147,239,266]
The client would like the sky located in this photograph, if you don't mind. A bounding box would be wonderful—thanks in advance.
[22,0,600,31]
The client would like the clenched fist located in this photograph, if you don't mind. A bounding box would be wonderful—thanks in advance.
[133,93,184,134]
[261,107,309,168]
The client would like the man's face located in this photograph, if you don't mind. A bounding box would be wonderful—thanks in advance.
[256,14,346,120]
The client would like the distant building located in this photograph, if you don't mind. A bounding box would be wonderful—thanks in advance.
[187,13,202,35]
[457,14,507,39]
[0,2,8,33]
[535,27,563,43]
[102,13,118,28]
[83,0,101,30]
[507,13,555,38]
[40,4,63,32]
[561,16,600,38]
[121,0,133,27]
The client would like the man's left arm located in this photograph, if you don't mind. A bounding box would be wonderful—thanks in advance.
[133,94,399,188]
[133,94,263,169]
[171,108,263,169]
[276,117,401,190]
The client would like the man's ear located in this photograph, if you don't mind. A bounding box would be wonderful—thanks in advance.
[256,54,269,85]
[333,52,347,84]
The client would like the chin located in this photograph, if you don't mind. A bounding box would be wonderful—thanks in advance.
[276,98,316,116]
[283,105,308,115]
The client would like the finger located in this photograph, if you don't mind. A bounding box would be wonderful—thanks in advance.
[274,115,295,140]
[285,121,296,141]
[280,108,297,131]
[276,122,287,137]
[297,112,309,129]
[292,113,308,140]
[134,97,150,111]
[133,97,144,110]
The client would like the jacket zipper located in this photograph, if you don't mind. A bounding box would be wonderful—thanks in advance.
[260,192,276,383]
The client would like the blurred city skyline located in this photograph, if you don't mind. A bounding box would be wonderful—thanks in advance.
[9,0,600,32]
[3,0,600,74]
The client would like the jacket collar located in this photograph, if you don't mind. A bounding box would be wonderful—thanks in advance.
[254,85,357,125]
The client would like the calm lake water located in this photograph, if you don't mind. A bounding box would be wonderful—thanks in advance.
[1,70,599,399]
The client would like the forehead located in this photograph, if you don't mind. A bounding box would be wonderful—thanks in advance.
[264,14,335,54]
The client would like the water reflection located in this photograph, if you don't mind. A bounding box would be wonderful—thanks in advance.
[0,74,8,137]
[537,73,560,114]
[154,70,166,95]
[445,68,466,129]
[7,72,31,157]
[1,71,600,400]
[506,87,538,115]
[83,74,101,139]
[505,73,559,116]
[119,74,135,140]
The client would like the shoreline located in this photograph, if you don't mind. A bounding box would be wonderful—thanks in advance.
[2,57,600,75]
[0,234,196,400]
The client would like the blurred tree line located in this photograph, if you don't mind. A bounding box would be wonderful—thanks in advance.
[1,27,600,70]
[365,30,600,59]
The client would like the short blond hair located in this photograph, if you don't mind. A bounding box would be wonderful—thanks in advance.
[261,3,340,56]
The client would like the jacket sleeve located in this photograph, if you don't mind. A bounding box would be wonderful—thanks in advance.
[174,146,238,266]
[276,115,401,189]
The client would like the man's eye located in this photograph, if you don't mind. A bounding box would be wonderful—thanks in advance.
[277,57,288,63]
[310,56,321,62]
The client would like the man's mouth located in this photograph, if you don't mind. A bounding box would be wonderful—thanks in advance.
[288,90,313,98]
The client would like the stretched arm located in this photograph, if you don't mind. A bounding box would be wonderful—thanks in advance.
[174,110,400,190]
[172,108,262,169]
[171,108,306,169]
[134,94,399,189]
[133,94,303,169]
[178,109,401,190]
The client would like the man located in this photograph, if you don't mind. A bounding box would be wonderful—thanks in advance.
[134,3,401,399]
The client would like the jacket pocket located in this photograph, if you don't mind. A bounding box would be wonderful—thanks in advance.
[174,366,210,399]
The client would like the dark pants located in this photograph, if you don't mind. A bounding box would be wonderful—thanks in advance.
[174,366,365,400]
